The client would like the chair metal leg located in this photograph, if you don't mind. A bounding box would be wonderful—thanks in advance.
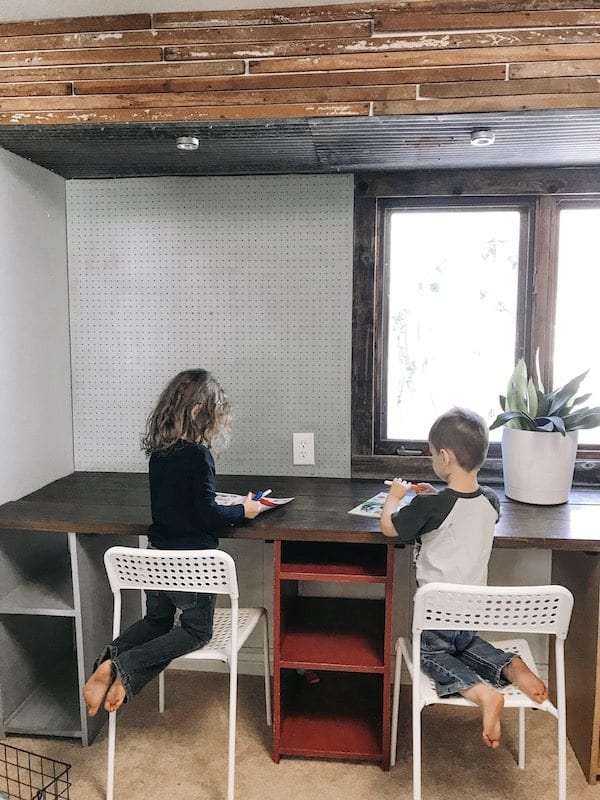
[412,678,422,800]
[262,612,272,726]
[390,640,402,767]
[106,711,117,800]
[227,654,238,800]
[558,709,567,800]
[518,707,525,769]
[227,666,237,800]
[158,671,165,713]
[556,645,567,800]
[558,711,566,800]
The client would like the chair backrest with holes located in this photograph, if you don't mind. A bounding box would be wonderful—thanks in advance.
[104,546,239,600]
[413,583,573,639]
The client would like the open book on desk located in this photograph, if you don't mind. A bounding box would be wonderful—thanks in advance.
[216,492,295,514]
[348,491,409,519]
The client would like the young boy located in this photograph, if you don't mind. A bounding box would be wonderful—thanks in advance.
[380,407,548,749]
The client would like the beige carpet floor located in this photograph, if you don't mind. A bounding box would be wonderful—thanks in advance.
[4,671,600,800]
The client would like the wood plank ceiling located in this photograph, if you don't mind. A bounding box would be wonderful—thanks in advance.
[1,0,600,177]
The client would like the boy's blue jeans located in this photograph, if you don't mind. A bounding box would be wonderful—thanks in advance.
[420,629,515,698]
[94,589,216,701]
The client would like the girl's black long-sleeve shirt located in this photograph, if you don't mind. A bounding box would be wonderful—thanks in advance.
[147,440,244,549]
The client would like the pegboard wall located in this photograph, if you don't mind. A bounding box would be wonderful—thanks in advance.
[67,174,353,476]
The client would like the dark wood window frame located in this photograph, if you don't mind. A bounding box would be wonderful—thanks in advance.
[352,168,600,485]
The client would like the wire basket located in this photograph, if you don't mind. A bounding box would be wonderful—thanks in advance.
[0,744,71,800]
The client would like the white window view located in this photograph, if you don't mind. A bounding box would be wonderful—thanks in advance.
[555,207,600,446]
[385,208,521,443]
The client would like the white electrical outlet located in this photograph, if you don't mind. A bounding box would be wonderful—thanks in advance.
[293,432,315,465]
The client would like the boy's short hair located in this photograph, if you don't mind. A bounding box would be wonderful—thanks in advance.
[428,407,489,471]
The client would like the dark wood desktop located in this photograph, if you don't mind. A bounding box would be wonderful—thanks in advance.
[1,471,599,548]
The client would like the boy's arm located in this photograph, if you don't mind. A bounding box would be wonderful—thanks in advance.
[381,483,440,543]
[380,479,411,537]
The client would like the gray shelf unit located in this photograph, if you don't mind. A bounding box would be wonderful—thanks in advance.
[0,529,139,745]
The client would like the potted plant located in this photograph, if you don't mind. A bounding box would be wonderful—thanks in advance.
[490,357,600,504]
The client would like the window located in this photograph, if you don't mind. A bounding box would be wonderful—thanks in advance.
[352,170,600,480]
[555,202,600,451]
[377,199,532,455]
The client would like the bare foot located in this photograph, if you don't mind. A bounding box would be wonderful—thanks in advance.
[503,656,548,704]
[83,660,113,717]
[462,683,505,749]
[104,672,126,713]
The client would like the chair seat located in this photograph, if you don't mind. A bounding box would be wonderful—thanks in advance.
[397,636,556,716]
[176,607,265,663]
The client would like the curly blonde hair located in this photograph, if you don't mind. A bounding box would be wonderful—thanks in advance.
[142,369,231,455]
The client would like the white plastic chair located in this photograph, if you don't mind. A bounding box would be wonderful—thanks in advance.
[103,546,272,800]
[390,583,573,800]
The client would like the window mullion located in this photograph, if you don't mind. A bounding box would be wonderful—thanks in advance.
[530,195,560,388]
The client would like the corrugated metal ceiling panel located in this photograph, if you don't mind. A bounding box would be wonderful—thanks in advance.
[0,108,599,178]
[310,110,600,170]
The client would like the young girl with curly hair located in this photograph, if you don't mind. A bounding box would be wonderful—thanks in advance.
[83,369,261,716]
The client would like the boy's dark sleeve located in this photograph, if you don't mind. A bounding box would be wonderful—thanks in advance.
[192,448,245,528]
[481,486,501,522]
[390,494,434,544]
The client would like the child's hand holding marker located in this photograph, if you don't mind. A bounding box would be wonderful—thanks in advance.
[251,489,276,514]
[242,492,263,519]
[253,489,272,501]
[384,479,435,495]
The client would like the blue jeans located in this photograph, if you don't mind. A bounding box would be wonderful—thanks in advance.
[420,629,515,698]
[94,590,216,701]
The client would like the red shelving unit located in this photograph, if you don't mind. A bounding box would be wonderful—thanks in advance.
[273,540,394,769]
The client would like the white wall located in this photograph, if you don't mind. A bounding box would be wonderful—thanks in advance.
[0,0,345,22]
[67,174,353,477]
[0,150,73,505]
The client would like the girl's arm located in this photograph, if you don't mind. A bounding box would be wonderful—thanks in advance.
[192,447,247,528]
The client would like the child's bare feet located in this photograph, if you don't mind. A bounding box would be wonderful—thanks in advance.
[462,683,505,748]
[104,673,126,713]
[503,656,548,704]
[83,660,113,717]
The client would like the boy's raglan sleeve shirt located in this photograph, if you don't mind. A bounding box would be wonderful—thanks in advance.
[390,494,436,544]
[390,491,462,544]
[481,485,501,521]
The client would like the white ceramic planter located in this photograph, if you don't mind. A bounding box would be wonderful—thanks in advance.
[501,426,578,505]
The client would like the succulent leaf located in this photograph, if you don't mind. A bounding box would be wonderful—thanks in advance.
[572,393,592,408]
[489,410,536,431]
[506,380,523,414]
[526,378,538,418]
[562,410,600,430]
[546,371,589,416]
[509,359,528,401]
[535,415,567,434]
[490,359,598,434]
[536,388,550,417]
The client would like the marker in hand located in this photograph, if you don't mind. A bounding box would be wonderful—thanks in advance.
[384,480,427,493]
[253,489,272,501]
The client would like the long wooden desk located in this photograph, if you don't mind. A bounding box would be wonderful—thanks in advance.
[0,473,599,779]
[1,471,600,548]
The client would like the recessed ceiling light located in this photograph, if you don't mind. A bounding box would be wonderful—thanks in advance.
[176,136,200,151]
[470,129,495,147]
